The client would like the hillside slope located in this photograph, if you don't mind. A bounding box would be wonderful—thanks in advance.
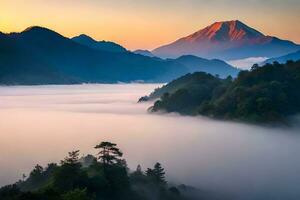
[72,34,127,52]
[171,55,239,78]
[263,50,300,64]
[0,26,240,85]
[146,61,300,124]
[0,27,188,84]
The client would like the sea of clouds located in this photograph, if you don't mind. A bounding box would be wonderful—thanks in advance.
[0,84,299,199]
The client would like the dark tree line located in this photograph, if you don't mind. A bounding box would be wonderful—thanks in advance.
[150,60,300,124]
[0,141,192,200]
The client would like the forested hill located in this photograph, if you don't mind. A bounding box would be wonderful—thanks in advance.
[0,142,227,200]
[144,60,300,124]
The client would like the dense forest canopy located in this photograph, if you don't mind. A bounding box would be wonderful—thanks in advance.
[0,141,225,200]
[145,60,300,124]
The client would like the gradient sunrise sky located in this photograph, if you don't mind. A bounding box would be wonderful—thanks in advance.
[0,0,299,50]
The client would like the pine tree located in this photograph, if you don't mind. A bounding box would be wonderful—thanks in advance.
[146,162,166,185]
[94,141,123,165]
[61,150,80,165]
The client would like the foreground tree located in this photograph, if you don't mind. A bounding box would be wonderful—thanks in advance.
[53,150,87,192]
[146,162,166,185]
[0,141,190,200]
[94,142,123,165]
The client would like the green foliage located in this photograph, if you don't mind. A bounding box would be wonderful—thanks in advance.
[0,142,197,200]
[146,72,223,101]
[150,60,300,124]
[18,163,58,191]
[61,150,80,165]
[52,161,87,192]
[0,184,21,200]
[94,141,123,165]
[61,188,91,200]
[130,165,149,185]
[51,151,93,194]
[146,163,166,185]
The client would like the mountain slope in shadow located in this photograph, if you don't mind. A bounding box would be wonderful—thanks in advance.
[0,26,238,85]
[72,34,127,52]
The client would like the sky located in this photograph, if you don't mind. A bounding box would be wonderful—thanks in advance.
[0,0,300,50]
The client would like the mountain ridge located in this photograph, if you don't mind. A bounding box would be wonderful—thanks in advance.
[170,55,239,78]
[72,34,127,52]
[183,20,264,42]
[152,20,300,60]
[0,26,238,85]
[133,49,155,57]
[263,50,300,64]
[0,26,187,84]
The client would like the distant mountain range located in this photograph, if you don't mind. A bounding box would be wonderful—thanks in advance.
[130,53,238,77]
[72,34,127,52]
[170,55,238,77]
[0,26,238,85]
[263,50,300,64]
[152,20,300,60]
[133,49,155,57]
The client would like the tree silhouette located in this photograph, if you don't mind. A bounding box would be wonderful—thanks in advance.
[146,162,166,185]
[30,165,43,178]
[61,150,80,165]
[94,142,123,165]
[136,164,142,175]
[0,142,188,200]
[22,174,26,181]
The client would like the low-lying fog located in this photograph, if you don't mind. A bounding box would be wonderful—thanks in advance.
[227,57,268,69]
[0,84,300,199]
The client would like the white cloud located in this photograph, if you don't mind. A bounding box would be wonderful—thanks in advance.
[0,84,299,199]
[227,57,268,70]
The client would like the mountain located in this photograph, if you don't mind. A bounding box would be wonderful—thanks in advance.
[139,55,238,102]
[262,50,300,64]
[0,26,239,85]
[145,60,300,124]
[170,55,239,78]
[72,34,127,52]
[152,20,300,60]
[133,49,155,57]
[0,26,189,84]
